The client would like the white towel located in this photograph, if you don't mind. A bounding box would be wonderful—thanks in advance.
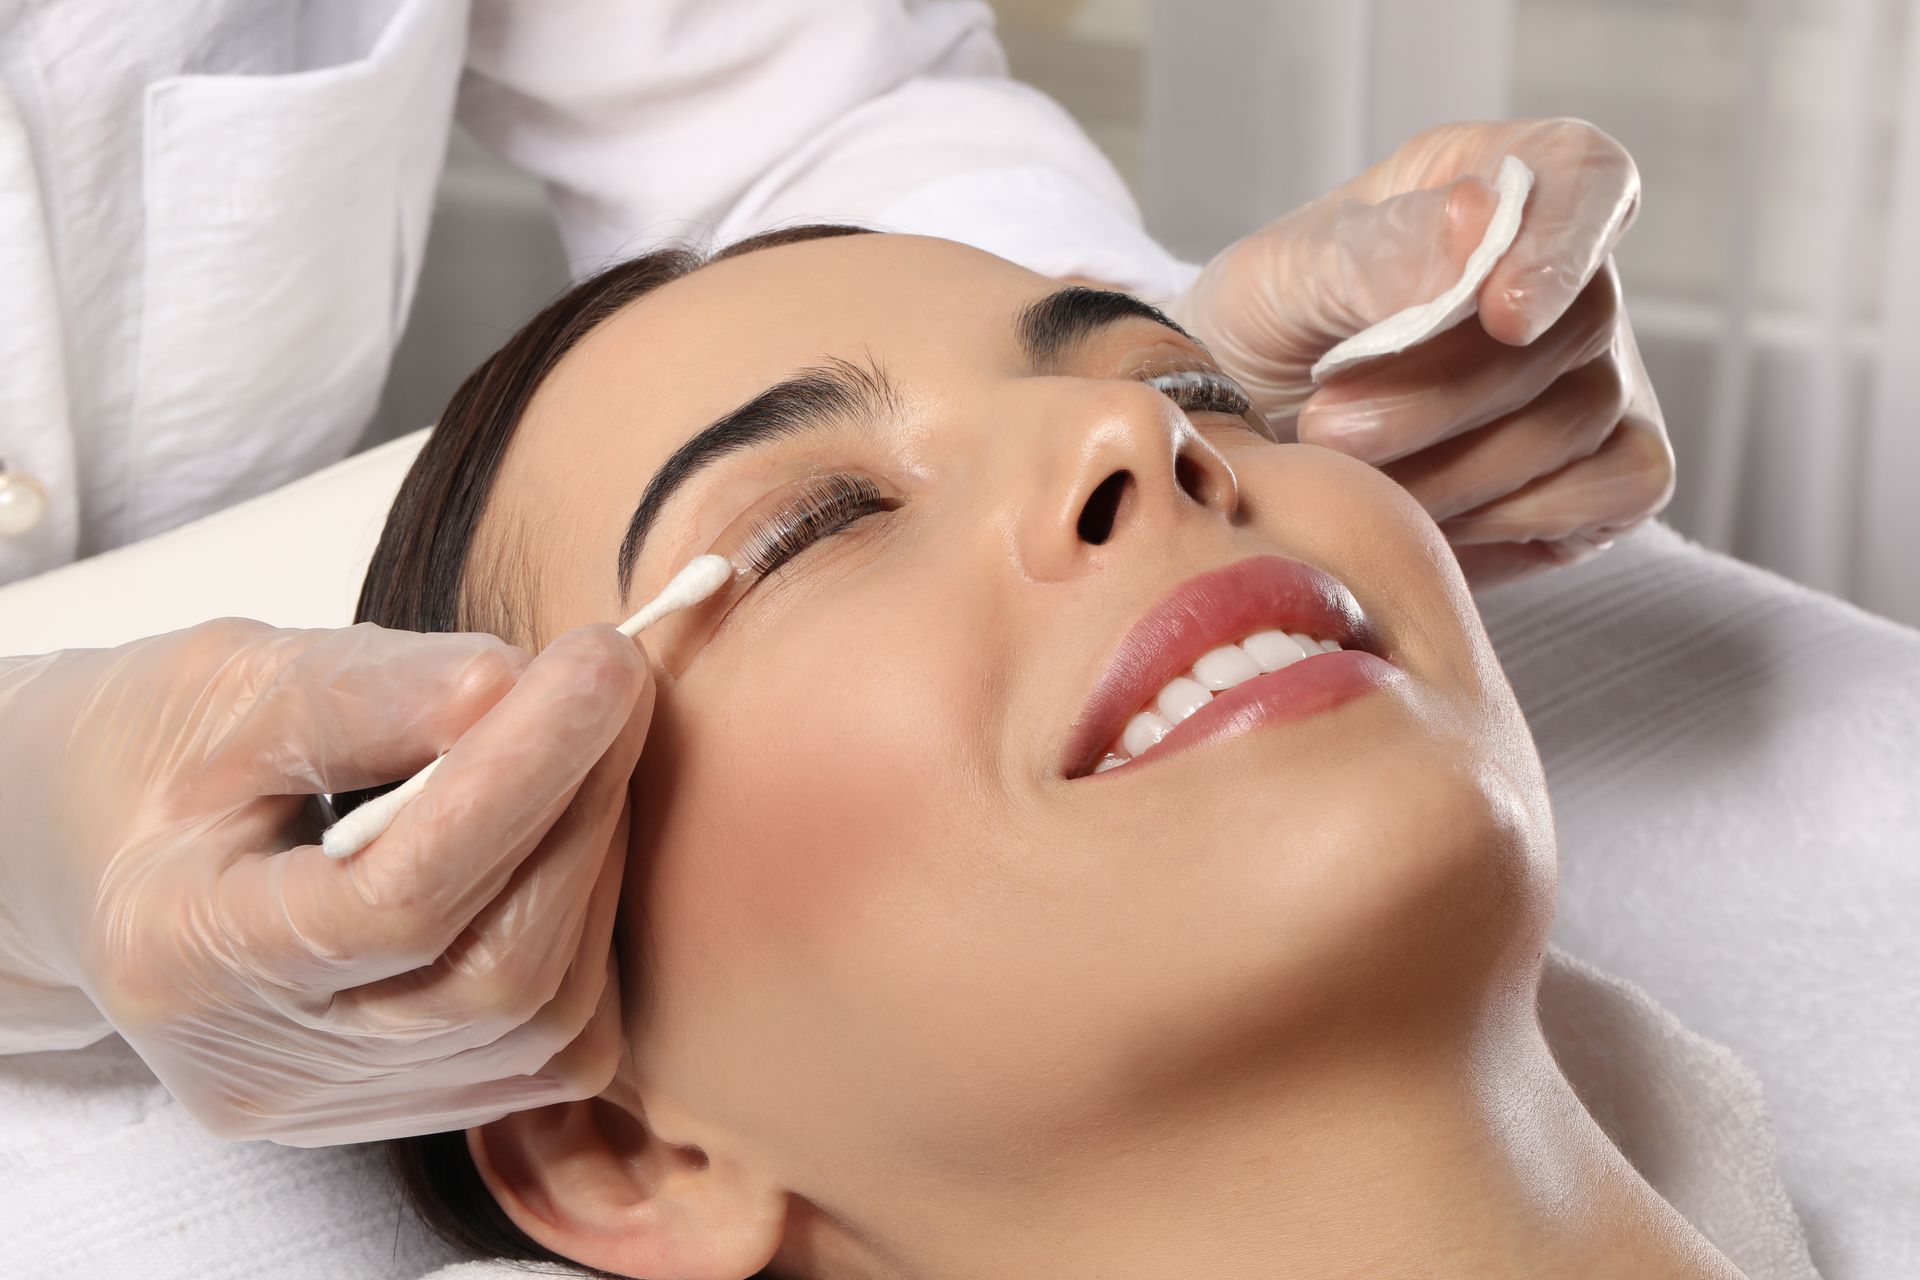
[0,1033,460,1278]
[1480,522,1920,1280]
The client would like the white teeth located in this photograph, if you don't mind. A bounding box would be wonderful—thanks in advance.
[1191,644,1262,690]
[1122,709,1175,758]
[1155,675,1213,724]
[1242,629,1309,672]
[1090,625,1353,773]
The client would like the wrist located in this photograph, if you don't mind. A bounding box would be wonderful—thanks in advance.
[0,655,107,1048]
[0,966,113,1053]
[0,869,100,1049]
[0,652,74,975]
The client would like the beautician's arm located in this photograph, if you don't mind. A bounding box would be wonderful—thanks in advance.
[458,0,1195,298]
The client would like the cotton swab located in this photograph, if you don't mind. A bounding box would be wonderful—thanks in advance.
[319,553,738,860]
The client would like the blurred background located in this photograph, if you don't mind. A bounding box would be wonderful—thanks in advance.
[364,0,1920,627]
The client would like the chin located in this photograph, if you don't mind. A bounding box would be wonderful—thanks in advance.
[1159,691,1558,1059]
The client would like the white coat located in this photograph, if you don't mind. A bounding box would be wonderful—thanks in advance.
[0,0,1188,588]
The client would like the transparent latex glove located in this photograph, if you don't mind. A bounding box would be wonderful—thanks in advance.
[0,618,651,1146]
[1170,118,1673,589]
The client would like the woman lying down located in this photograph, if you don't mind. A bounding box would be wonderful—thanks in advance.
[340,225,1740,1279]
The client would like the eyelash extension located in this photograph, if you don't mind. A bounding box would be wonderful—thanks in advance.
[1143,368,1254,419]
[736,473,893,579]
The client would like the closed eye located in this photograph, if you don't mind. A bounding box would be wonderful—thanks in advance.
[735,473,897,583]
[1140,368,1274,440]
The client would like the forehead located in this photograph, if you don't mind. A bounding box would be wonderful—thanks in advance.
[484,234,1058,634]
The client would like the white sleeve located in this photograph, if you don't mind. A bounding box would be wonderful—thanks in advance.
[459,0,1201,301]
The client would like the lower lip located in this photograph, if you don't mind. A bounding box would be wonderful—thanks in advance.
[1085,650,1402,778]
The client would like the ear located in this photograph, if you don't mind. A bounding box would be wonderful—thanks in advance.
[467,1091,787,1280]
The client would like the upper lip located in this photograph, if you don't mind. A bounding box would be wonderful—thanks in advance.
[1059,554,1384,778]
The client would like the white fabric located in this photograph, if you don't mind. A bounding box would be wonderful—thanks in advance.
[869,162,1202,307]
[0,0,1168,588]
[9,432,1919,1275]
[1477,521,1920,1280]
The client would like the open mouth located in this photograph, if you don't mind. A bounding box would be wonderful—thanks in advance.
[1060,554,1396,779]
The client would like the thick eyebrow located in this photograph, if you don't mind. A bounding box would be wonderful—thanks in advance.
[615,287,1191,601]
[1015,285,1201,371]
[615,356,899,600]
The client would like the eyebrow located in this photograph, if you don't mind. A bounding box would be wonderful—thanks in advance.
[615,356,899,599]
[614,286,1196,599]
[1015,285,1200,370]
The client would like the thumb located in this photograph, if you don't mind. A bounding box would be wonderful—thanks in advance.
[1176,174,1502,416]
[192,621,533,801]
[1302,173,1502,341]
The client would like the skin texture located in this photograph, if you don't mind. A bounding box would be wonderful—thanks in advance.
[459,234,1738,1280]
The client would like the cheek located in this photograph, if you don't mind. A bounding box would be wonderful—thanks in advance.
[627,591,995,1056]
[1298,444,1551,848]
[709,673,933,940]
[1238,443,1521,742]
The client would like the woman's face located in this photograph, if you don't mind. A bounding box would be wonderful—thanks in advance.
[477,233,1556,1263]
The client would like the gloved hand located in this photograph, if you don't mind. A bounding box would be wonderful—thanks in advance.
[1170,117,1673,588]
[0,617,651,1146]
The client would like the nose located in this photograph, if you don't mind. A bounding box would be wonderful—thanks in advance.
[1010,380,1240,582]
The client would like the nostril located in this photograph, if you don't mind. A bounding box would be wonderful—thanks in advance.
[1174,451,1212,506]
[1078,470,1130,545]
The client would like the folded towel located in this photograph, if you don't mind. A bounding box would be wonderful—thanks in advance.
[1539,949,1817,1279]
[0,1032,460,1279]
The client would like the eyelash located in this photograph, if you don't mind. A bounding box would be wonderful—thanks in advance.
[730,368,1258,584]
[736,473,893,581]
[1143,368,1256,421]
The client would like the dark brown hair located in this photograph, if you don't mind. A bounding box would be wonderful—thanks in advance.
[343,224,875,1277]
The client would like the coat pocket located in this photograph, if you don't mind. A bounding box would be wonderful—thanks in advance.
[127,0,466,540]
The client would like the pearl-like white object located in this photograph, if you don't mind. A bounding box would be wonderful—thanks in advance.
[0,466,49,537]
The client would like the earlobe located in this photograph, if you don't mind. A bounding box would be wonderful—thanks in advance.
[467,1093,786,1280]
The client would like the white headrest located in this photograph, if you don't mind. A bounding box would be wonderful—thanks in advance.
[0,429,429,656]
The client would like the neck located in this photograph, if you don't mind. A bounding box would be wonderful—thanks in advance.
[839,995,1741,1280]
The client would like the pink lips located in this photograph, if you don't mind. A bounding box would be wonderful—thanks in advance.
[1060,554,1393,778]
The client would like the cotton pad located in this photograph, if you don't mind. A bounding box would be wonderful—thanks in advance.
[1309,155,1536,384]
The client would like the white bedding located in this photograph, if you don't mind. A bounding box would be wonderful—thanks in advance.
[1480,522,1920,1279]
[0,430,1913,1277]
